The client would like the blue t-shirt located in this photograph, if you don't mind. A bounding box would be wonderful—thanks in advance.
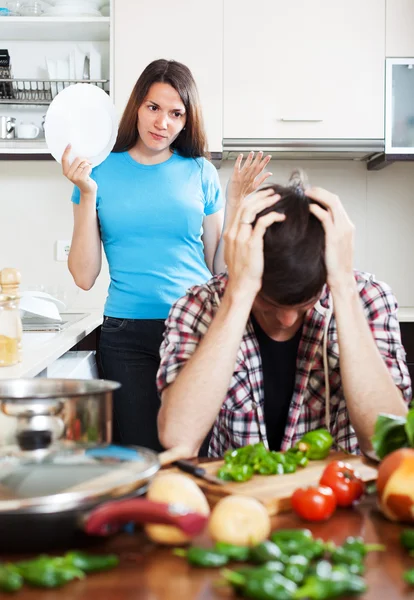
[71,151,223,319]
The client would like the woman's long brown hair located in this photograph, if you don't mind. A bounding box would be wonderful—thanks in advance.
[113,59,208,158]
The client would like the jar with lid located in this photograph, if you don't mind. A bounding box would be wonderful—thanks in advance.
[0,268,22,366]
[0,294,21,366]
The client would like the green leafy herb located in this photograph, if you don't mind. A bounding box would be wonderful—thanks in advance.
[371,413,409,459]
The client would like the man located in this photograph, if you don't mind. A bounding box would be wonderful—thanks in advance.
[156,160,411,458]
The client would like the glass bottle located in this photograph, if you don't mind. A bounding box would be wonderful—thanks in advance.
[0,268,22,366]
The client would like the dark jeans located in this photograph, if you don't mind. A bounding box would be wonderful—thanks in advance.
[99,317,165,451]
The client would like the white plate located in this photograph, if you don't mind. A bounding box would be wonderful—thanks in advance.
[45,83,118,167]
[20,296,62,322]
[21,291,66,312]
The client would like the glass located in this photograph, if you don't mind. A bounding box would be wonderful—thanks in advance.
[385,59,414,154]
[0,294,22,366]
[4,1,22,15]
[19,0,43,15]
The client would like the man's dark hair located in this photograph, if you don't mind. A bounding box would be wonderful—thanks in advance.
[254,170,327,306]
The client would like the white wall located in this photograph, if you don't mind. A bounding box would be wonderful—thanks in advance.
[1,158,414,309]
[0,159,109,311]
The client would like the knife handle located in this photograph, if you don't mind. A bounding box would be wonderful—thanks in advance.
[174,459,206,478]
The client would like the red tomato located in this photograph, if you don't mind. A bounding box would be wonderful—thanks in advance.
[319,461,365,507]
[291,485,337,522]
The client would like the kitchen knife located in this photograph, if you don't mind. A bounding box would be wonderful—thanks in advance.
[174,459,225,486]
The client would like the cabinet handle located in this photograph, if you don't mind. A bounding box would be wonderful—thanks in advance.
[280,117,324,122]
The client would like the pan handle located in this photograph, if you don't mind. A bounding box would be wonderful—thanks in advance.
[83,498,208,537]
[158,445,193,466]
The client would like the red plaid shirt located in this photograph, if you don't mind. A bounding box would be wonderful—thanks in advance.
[157,271,412,457]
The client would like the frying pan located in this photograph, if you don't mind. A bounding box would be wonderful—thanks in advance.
[0,444,207,553]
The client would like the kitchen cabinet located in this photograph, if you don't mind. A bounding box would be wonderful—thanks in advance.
[0,11,111,158]
[385,58,414,154]
[223,0,385,141]
[113,0,223,154]
[0,17,110,42]
[386,0,414,57]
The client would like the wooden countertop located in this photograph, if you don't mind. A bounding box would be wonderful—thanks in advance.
[2,494,413,600]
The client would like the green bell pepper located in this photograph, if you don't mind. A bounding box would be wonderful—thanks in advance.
[271,529,313,545]
[173,547,229,567]
[401,529,414,551]
[234,561,286,579]
[294,567,367,599]
[214,541,250,561]
[64,551,119,573]
[249,540,284,564]
[330,537,385,566]
[403,568,414,586]
[284,555,309,585]
[217,463,254,482]
[296,429,333,460]
[222,568,297,600]
[0,564,23,592]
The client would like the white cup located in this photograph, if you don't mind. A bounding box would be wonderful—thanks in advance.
[17,122,40,139]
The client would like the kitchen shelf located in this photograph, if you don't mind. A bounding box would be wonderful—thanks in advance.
[0,17,110,42]
[0,139,49,153]
[0,78,109,104]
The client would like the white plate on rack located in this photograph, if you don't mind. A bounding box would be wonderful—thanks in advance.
[44,83,118,167]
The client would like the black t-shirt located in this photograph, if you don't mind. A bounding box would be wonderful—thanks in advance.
[251,314,302,451]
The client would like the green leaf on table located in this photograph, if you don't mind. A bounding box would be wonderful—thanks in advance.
[371,413,408,459]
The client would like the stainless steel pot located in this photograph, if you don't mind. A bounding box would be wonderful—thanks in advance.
[0,378,120,451]
[0,116,16,139]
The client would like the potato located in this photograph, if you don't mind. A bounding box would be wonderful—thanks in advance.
[208,495,271,546]
[377,448,414,522]
[144,473,210,545]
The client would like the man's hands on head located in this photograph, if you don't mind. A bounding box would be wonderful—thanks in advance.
[306,187,355,293]
[224,188,285,302]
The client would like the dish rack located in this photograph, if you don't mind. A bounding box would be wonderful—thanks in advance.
[0,79,110,105]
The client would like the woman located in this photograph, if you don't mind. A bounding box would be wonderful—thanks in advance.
[63,58,270,451]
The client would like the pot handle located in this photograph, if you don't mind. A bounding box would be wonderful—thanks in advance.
[83,498,208,537]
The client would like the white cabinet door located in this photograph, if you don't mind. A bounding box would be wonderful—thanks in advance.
[386,0,414,57]
[224,0,385,140]
[113,0,223,152]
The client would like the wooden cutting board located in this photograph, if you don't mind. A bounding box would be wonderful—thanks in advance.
[163,452,378,516]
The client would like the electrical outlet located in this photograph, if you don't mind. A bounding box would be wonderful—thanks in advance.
[55,240,71,262]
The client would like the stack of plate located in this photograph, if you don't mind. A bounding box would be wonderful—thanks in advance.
[20,291,65,330]
[44,83,118,168]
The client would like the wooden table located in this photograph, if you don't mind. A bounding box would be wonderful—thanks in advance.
[2,495,414,600]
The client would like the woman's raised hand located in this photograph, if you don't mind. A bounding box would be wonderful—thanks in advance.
[61,144,97,195]
[226,151,272,208]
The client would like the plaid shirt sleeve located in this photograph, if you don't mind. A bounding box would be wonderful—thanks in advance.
[359,273,412,403]
[156,284,217,395]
